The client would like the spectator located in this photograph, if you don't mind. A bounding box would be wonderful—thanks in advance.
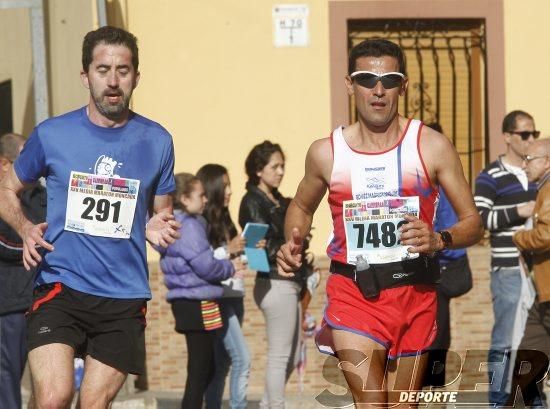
[156,172,244,408]
[199,164,251,409]
[0,133,46,409]
[239,140,313,408]
[423,123,473,387]
[507,139,550,407]
[474,110,538,406]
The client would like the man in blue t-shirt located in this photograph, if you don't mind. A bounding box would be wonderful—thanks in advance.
[0,26,179,407]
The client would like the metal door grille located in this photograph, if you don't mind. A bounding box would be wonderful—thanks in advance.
[348,19,487,184]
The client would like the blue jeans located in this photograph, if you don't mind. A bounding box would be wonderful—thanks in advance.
[488,266,522,406]
[0,312,27,409]
[205,298,250,409]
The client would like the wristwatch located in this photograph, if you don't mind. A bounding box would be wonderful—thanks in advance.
[438,230,453,250]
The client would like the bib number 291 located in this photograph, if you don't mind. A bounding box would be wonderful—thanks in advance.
[353,221,406,248]
[81,197,121,223]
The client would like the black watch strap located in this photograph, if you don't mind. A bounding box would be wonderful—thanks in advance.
[438,230,453,249]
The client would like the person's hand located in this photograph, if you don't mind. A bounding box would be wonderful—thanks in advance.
[21,222,54,270]
[146,211,181,248]
[228,236,246,254]
[302,312,314,332]
[276,228,303,277]
[231,258,247,279]
[517,201,536,218]
[256,239,267,249]
[301,311,317,336]
[399,214,440,254]
[518,253,530,276]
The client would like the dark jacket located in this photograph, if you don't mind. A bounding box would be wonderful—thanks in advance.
[239,183,309,282]
[0,184,47,315]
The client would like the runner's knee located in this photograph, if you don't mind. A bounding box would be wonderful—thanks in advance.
[32,388,74,409]
[78,386,120,408]
[78,395,109,408]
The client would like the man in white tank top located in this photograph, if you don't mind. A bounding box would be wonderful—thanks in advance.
[276,39,483,406]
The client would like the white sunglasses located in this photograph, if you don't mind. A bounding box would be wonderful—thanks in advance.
[350,71,406,89]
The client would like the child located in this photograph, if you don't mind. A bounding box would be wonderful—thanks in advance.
[197,164,251,409]
[157,172,244,409]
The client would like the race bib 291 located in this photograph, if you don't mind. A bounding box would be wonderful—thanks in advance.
[64,171,140,239]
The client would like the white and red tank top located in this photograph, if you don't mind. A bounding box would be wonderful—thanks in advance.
[326,119,439,265]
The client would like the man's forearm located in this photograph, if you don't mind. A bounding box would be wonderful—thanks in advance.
[284,199,313,241]
[445,213,484,249]
[0,187,31,237]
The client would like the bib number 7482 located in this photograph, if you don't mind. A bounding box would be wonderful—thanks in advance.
[352,220,407,249]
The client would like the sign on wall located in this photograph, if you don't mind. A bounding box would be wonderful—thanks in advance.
[272,4,309,47]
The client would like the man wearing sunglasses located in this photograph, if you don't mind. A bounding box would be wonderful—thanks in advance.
[505,139,550,408]
[474,110,538,406]
[277,38,482,406]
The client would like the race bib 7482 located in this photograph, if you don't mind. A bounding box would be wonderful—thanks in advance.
[343,196,419,264]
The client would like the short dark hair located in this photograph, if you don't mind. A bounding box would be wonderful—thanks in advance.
[82,26,139,73]
[426,122,443,133]
[245,140,285,186]
[502,110,534,133]
[0,133,25,162]
[348,39,406,76]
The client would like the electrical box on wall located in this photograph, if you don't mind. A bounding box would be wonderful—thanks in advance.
[272,4,309,47]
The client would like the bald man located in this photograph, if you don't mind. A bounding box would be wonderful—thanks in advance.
[0,133,47,409]
[507,139,550,407]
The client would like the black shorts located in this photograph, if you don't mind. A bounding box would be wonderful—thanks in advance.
[27,282,147,375]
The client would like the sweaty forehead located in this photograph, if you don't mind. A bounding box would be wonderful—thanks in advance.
[91,43,134,66]
[354,56,400,73]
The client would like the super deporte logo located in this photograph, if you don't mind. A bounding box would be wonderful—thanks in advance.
[314,348,549,408]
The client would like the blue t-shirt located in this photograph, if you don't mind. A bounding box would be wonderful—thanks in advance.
[14,107,175,299]
[434,188,467,263]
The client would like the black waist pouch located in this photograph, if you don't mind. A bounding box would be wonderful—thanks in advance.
[355,264,380,298]
[439,255,472,298]
[331,256,440,299]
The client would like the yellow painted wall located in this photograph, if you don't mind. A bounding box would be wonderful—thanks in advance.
[0,8,34,136]
[0,1,93,135]
[47,0,94,117]
[127,0,333,257]
[504,0,550,138]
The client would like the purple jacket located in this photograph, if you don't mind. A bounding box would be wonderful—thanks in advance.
[157,212,234,301]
